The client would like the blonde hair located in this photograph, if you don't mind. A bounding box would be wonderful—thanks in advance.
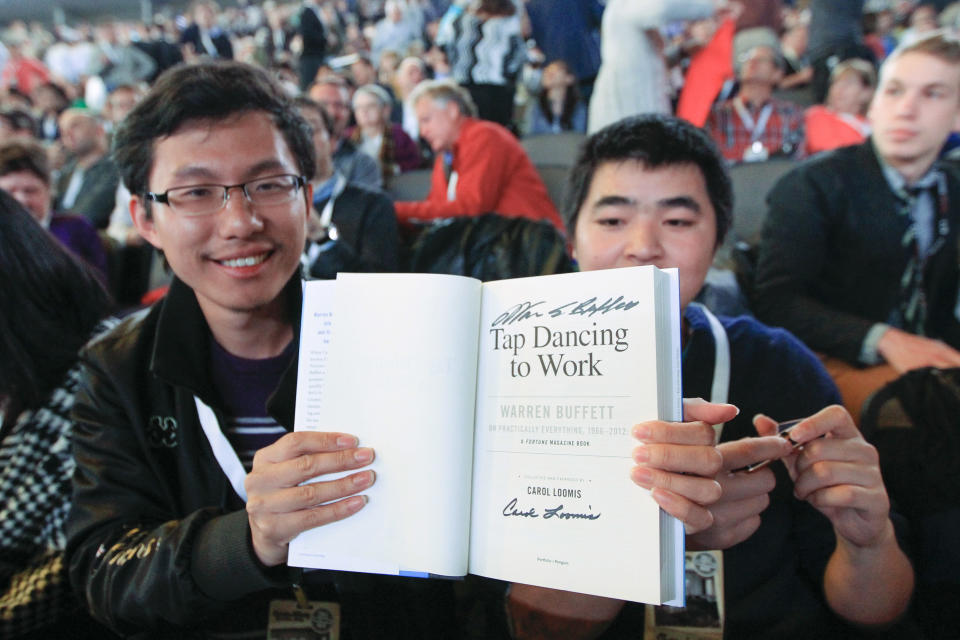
[830,58,877,89]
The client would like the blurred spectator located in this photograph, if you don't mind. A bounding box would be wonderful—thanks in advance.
[378,49,402,90]
[1,87,33,113]
[270,61,302,96]
[42,30,96,87]
[588,0,717,133]
[30,81,69,141]
[130,21,184,83]
[54,108,119,230]
[735,0,783,33]
[394,79,564,230]
[1,42,49,96]
[674,11,737,127]
[863,8,898,61]
[104,85,146,248]
[103,84,144,130]
[900,3,942,45]
[308,77,384,189]
[808,0,875,103]
[299,0,328,88]
[348,83,422,183]
[351,53,380,87]
[437,0,525,127]
[180,0,234,59]
[296,97,400,275]
[372,0,424,65]
[0,109,37,140]
[704,44,805,163]
[804,58,875,155]
[395,55,428,140]
[255,2,293,65]
[424,44,451,78]
[525,0,604,101]
[780,22,813,89]
[91,22,156,89]
[0,138,107,280]
[523,59,587,136]
[0,189,113,640]
[753,33,960,424]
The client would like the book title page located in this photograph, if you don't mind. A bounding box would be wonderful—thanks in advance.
[470,266,673,604]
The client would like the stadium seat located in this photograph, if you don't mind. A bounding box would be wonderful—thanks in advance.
[386,168,433,201]
[521,132,586,167]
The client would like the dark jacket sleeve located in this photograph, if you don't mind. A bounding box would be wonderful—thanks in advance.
[65,344,282,634]
[752,161,881,364]
[356,190,400,272]
[327,186,400,273]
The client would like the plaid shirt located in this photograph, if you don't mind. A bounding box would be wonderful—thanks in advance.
[704,96,806,164]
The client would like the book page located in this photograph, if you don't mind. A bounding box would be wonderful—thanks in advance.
[289,273,482,576]
[293,280,336,431]
[469,266,675,604]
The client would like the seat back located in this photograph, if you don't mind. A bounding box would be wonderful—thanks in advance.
[728,157,798,245]
[386,168,433,202]
[534,164,572,221]
[521,132,585,167]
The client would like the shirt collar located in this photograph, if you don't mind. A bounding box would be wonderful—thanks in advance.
[872,139,940,194]
[312,172,340,204]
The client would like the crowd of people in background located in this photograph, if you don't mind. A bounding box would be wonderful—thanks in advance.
[3,0,960,638]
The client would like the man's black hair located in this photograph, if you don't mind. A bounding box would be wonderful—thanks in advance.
[565,114,733,248]
[293,96,335,138]
[112,60,317,199]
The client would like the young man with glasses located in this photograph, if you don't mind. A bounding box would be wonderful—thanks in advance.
[65,61,454,638]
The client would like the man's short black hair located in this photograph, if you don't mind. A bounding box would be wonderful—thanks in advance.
[113,60,317,199]
[565,114,733,248]
[293,96,335,137]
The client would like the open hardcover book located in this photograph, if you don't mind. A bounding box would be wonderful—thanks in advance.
[288,266,685,606]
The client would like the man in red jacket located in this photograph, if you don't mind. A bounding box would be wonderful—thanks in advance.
[394,79,565,234]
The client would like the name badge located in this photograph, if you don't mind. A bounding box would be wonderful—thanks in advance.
[742,141,769,163]
[645,550,724,640]
[267,599,341,640]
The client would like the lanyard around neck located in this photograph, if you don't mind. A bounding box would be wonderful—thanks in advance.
[688,303,730,442]
[733,97,774,143]
[194,396,248,502]
[318,172,347,230]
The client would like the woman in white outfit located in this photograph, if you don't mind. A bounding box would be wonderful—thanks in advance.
[588,0,720,132]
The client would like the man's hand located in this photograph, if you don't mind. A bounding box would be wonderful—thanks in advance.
[757,405,913,625]
[245,431,375,567]
[876,326,960,373]
[686,424,794,550]
[630,398,734,534]
[755,405,890,548]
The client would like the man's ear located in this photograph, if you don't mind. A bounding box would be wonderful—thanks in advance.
[130,195,162,250]
[446,100,461,120]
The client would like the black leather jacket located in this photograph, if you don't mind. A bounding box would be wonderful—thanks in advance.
[65,275,456,639]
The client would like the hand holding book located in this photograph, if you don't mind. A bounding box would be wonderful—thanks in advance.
[630,398,735,535]
[245,431,376,567]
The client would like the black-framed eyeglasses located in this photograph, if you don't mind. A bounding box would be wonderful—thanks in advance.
[145,174,307,217]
